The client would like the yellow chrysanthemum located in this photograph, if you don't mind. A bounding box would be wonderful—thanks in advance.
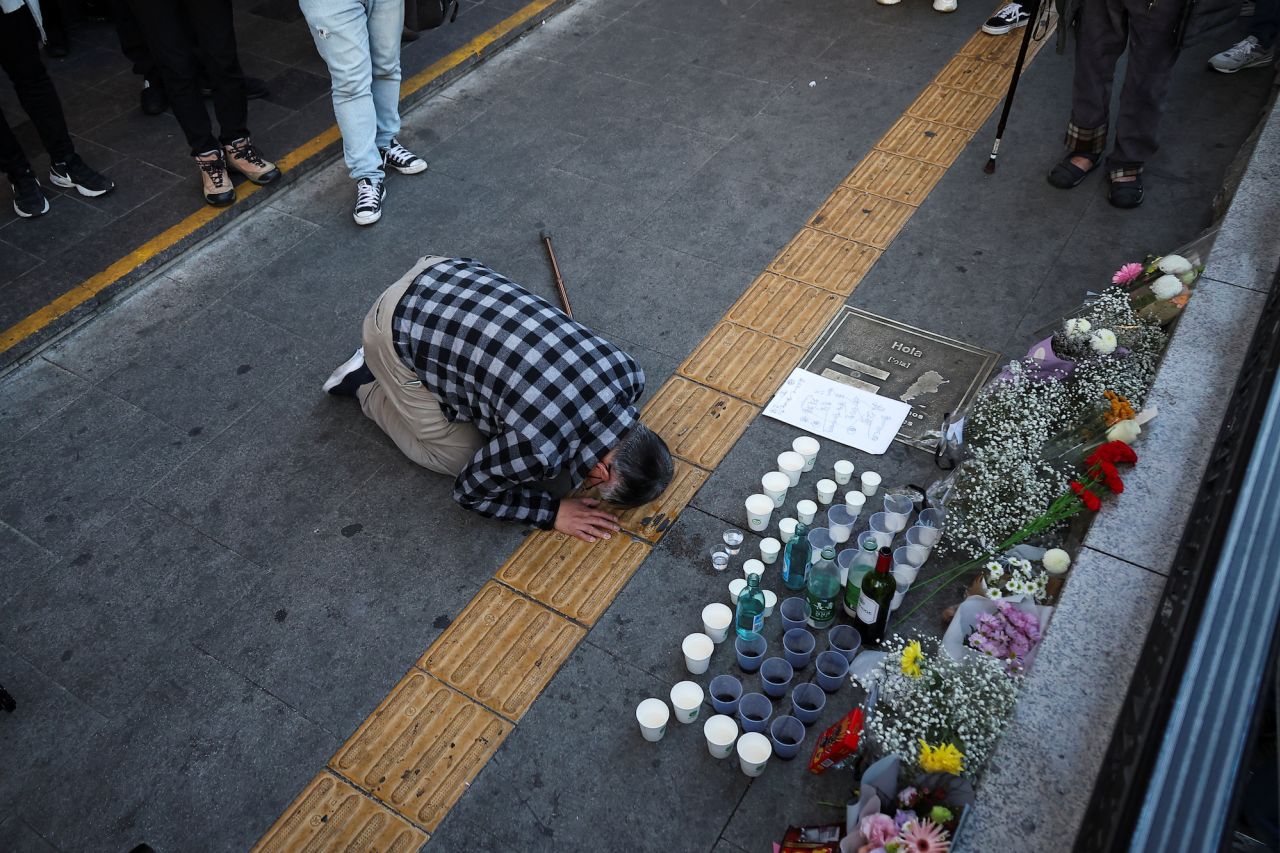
[900,640,923,678]
[918,741,964,775]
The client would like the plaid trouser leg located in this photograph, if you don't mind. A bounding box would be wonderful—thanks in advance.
[1067,0,1127,156]
[1107,0,1182,178]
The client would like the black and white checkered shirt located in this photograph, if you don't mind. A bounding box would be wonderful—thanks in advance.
[392,258,643,527]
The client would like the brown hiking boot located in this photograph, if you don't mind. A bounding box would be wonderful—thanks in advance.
[223,136,280,185]
[195,150,235,206]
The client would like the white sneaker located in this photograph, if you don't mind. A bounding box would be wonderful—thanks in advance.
[353,178,385,226]
[1209,36,1275,73]
[379,138,428,175]
[876,0,903,7]
[934,0,958,12]
[322,347,371,396]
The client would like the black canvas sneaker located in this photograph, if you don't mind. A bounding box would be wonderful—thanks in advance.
[983,2,1031,34]
[9,170,50,218]
[353,178,385,226]
[379,138,428,175]
[323,348,375,396]
[49,153,116,198]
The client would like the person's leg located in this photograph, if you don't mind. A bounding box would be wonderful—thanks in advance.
[126,0,218,155]
[0,6,76,165]
[177,0,248,144]
[1107,0,1183,179]
[1066,0,1130,163]
[298,0,382,182]
[357,259,485,476]
[0,107,33,179]
[1251,0,1279,47]
[366,0,404,151]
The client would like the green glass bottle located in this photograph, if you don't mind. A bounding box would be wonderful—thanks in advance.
[806,546,840,629]
[855,547,895,646]
[735,573,766,640]
[843,536,880,618]
[782,522,810,591]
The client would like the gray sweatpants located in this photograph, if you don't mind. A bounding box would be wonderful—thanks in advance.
[1067,0,1183,178]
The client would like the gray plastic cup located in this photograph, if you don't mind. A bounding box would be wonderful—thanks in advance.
[791,682,827,726]
[735,634,767,673]
[737,692,773,734]
[709,674,744,716]
[783,627,816,670]
[807,527,834,558]
[826,505,856,544]
[815,650,850,693]
[780,597,810,632]
[769,715,806,760]
[828,624,862,662]
[760,656,794,699]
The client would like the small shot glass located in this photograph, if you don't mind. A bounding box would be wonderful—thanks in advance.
[723,529,744,556]
[711,549,730,571]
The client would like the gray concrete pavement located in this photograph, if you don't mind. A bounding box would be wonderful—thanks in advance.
[1,0,1273,849]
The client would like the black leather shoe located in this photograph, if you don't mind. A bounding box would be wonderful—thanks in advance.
[1107,175,1144,209]
[1047,151,1101,189]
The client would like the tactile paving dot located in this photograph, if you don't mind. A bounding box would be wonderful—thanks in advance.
[727,272,844,346]
[329,671,512,832]
[935,55,1015,99]
[251,771,428,853]
[615,456,710,542]
[678,322,803,405]
[809,188,916,250]
[640,376,758,469]
[876,115,974,168]
[497,530,650,624]
[842,150,947,206]
[907,84,999,133]
[419,582,585,721]
[768,228,882,295]
[958,30,1022,65]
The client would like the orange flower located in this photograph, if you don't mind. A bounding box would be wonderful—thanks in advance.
[1103,390,1136,427]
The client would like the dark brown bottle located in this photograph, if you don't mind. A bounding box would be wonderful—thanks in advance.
[855,546,895,646]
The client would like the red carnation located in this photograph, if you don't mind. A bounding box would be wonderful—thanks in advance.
[1099,460,1125,493]
[1071,480,1102,511]
[1100,440,1138,465]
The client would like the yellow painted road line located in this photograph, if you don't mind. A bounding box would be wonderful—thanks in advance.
[0,0,563,358]
[255,14,1057,851]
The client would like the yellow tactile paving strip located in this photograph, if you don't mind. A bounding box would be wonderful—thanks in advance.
[257,13,1056,850]
[328,671,513,832]
[251,771,429,852]
[419,581,585,721]
[497,530,651,624]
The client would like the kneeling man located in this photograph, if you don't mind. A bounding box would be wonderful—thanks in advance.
[324,256,673,542]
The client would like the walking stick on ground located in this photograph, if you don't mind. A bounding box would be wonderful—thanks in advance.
[984,0,1046,174]
[541,231,573,319]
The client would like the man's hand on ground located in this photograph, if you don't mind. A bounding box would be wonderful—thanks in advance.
[554,497,620,543]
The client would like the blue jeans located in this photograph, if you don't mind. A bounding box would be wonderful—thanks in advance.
[299,0,403,181]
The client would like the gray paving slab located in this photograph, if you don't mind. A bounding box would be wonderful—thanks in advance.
[0,500,262,711]
[560,16,708,85]
[0,522,57,605]
[15,643,340,853]
[0,358,90,447]
[0,816,57,853]
[815,18,972,90]
[429,640,752,852]
[557,114,727,197]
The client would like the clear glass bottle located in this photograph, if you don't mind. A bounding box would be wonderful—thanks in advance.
[842,536,879,617]
[736,573,767,640]
[806,546,840,629]
[782,522,810,591]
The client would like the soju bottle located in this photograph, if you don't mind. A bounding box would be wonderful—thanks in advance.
[855,547,895,646]
[735,573,766,640]
[782,522,811,591]
[806,546,840,629]
[842,537,880,617]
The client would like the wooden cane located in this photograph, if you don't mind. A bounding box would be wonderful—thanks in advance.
[541,231,573,319]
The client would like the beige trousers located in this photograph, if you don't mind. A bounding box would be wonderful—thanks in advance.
[358,256,485,475]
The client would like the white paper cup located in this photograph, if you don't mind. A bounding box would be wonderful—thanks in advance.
[636,698,670,742]
[759,536,781,564]
[729,577,747,605]
[736,731,773,777]
[833,460,854,486]
[745,494,774,532]
[742,558,765,581]
[792,436,819,472]
[671,680,704,724]
[704,714,739,759]
[762,471,790,508]
[815,479,837,505]
[702,603,733,643]
[893,562,920,586]
[779,517,798,541]
[860,470,882,497]
[683,633,714,675]
[796,500,817,525]
[845,490,867,517]
[909,523,941,548]
[777,451,806,487]
[763,589,778,617]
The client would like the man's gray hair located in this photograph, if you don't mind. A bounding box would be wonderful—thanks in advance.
[600,422,673,508]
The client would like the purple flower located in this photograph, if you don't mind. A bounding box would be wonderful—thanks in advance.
[895,809,919,830]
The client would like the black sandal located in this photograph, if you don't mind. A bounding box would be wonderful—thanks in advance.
[1047,151,1101,189]
[1107,174,1144,209]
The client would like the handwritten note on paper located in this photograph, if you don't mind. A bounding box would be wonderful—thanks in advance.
[763,368,912,455]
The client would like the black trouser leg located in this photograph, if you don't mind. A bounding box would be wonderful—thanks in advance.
[110,0,156,78]
[178,0,248,143]
[0,5,76,170]
[0,107,34,178]
[126,0,217,153]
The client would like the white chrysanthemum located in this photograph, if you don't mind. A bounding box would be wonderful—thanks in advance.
[1157,254,1192,275]
[1108,419,1141,444]
[1090,328,1118,355]
[1064,318,1092,337]
[1042,548,1071,575]
[1151,274,1183,301]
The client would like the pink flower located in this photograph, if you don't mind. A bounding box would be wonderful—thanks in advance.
[860,813,899,847]
[900,818,951,852]
[1112,262,1143,285]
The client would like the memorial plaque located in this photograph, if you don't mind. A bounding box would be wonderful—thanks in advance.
[799,307,999,451]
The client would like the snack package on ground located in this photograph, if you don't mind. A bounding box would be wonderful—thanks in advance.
[808,707,865,775]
